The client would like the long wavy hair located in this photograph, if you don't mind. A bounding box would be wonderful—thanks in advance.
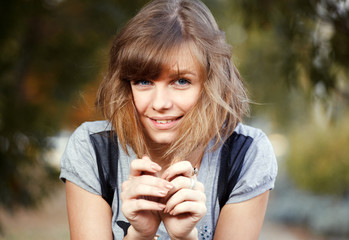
[96,0,250,161]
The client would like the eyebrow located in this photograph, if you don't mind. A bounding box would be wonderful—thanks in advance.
[168,69,197,78]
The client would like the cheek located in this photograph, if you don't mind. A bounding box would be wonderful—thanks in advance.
[177,90,201,111]
[132,92,148,114]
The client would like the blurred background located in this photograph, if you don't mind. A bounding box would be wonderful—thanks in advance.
[0,0,348,239]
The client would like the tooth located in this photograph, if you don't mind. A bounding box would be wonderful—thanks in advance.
[156,120,173,124]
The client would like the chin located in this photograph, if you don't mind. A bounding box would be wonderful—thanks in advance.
[151,138,173,145]
[149,134,176,145]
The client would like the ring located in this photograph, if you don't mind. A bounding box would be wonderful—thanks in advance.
[192,167,198,176]
[189,177,196,190]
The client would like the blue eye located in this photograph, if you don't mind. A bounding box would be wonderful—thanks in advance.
[133,80,151,86]
[175,78,190,85]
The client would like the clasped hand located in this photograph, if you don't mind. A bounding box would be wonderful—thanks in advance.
[121,156,207,240]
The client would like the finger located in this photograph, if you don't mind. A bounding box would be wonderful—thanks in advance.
[122,199,166,218]
[121,184,169,200]
[122,174,162,191]
[121,175,173,200]
[168,201,207,219]
[162,161,194,180]
[164,189,206,214]
[168,176,204,194]
[129,156,161,177]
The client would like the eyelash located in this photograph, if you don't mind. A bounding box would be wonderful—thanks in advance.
[131,80,152,86]
[131,78,191,88]
[174,78,191,86]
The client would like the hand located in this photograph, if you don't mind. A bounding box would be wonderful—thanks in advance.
[121,156,174,239]
[160,161,207,240]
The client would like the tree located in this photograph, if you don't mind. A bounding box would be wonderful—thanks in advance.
[218,0,349,196]
[0,0,150,219]
[222,0,349,124]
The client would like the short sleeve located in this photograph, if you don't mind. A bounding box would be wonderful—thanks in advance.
[226,131,278,204]
[59,122,101,195]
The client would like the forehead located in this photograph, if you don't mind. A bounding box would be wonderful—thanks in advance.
[162,44,201,77]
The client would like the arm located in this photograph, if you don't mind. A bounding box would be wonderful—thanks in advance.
[66,180,113,240]
[65,157,171,240]
[213,191,270,240]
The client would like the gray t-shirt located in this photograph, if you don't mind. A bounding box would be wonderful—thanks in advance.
[60,120,277,239]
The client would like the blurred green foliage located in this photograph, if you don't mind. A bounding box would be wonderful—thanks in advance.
[218,0,349,196]
[233,0,349,91]
[0,0,148,212]
[219,0,349,126]
[287,113,349,195]
[0,0,348,225]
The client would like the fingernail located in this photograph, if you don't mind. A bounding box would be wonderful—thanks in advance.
[164,182,172,189]
[159,190,167,196]
[158,203,166,210]
[162,170,169,179]
[151,163,161,171]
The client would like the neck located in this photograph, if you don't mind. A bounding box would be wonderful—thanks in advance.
[147,144,172,170]
[147,141,205,172]
[187,145,205,169]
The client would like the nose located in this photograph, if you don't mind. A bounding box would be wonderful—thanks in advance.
[151,86,172,111]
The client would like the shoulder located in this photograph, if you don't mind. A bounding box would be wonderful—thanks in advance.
[63,120,114,160]
[233,122,266,140]
[59,120,113,195]
[62,121,112,160]
[233,123,274,159]
[227,123,278,203]
[74,120,112,136]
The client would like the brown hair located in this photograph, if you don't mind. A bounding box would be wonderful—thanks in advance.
[96,0,250,161]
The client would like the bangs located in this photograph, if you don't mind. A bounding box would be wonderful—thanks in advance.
[118,17,186,82]
[118,39,207,83]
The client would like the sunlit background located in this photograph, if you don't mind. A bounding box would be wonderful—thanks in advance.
[0,0,348,239]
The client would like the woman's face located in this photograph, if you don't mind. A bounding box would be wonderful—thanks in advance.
[131,45,202,145]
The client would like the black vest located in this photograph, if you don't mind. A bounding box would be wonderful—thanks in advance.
[89,131,253,211]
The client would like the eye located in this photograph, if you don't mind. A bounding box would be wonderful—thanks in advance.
[131,80,152,86]
[174,78,191,86]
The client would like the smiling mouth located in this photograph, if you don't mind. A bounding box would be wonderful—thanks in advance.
[152,116,182,124]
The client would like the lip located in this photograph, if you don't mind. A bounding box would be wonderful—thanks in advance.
[148,116,183,130]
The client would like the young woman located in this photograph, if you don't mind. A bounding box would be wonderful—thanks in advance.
[60,0,278,239]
